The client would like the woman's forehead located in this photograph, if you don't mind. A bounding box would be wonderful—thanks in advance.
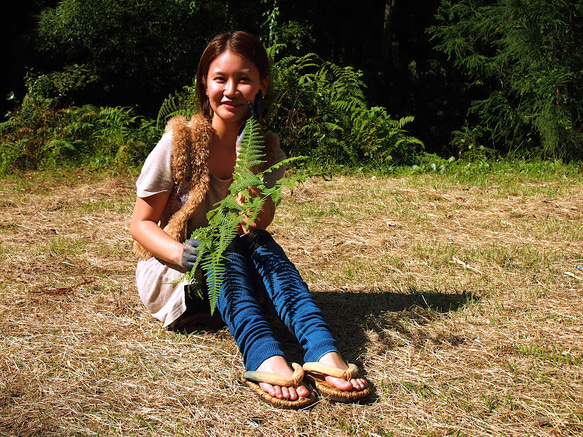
[209,51,257,71]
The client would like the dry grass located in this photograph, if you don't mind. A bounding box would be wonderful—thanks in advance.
[1,169,582,436]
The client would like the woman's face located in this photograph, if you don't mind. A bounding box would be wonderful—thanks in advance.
[205,50,268,127]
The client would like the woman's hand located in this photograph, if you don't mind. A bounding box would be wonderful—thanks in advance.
[237,189,276,234]
[181,239,201,270]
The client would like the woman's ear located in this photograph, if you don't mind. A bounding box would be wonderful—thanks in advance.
[261,76,269,95]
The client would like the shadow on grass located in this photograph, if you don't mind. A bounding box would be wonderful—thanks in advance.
[175,285,479,386]
[270,287,480,369]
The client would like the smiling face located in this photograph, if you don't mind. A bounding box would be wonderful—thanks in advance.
[205,50,268,130]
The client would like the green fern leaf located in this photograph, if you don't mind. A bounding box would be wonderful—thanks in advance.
[180,116,305,314]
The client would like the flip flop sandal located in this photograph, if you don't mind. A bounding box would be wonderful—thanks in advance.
[302,362,372,403]
[242,362,316,409]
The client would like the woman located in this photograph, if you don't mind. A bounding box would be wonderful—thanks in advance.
[130,31,370,408]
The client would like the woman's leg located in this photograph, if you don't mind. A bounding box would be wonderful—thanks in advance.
[214,238,284,372]
[246,231,370,395]
[244,230,339,363]
[216,232,367,397]
[215,238,312,400]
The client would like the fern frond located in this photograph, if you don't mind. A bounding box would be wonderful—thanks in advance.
[156,91,197,130]
[179,116,305,314]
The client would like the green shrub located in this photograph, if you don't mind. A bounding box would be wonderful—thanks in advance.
[430,0,583,160]
[1,51,423,173]
[267,54,423,167]
[0,69,159,174]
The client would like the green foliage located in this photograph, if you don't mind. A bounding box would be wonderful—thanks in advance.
[450,123,494,161]
[267,54,423,167]
[515,344,582,366]
[260,0,315,55]
[0,66,89,171]
[156,85,199,131]
[182,117,303,313]
[0,67,158,173]
[34,0,269,111]
[1,105,158,174]
[393,152,582,187]
[430,0,583,159]
[36,0,211,94]
[22,64,97,109]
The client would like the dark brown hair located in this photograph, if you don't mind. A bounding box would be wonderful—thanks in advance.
[196,31,270,119]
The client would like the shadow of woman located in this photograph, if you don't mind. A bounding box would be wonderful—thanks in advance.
[266,287,479,370]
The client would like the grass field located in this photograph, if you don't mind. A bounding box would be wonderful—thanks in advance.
[1,164,582,436]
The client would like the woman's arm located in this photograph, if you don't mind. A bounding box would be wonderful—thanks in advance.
[129,193,185,266]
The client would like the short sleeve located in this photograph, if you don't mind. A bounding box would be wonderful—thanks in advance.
[136,131,174,198]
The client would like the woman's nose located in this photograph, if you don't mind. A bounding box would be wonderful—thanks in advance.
[224,80,238,96]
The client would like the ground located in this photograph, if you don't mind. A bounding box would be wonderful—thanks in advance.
[0,170,582,436]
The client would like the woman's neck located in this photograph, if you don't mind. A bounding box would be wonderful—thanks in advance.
[211,117,241,146]
[209,117,240,180]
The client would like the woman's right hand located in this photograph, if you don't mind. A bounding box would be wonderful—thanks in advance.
[181,239,201,270]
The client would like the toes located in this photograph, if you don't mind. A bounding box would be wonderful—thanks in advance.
[324,375,369,392]
[258,382,311,400]
[326,376,353,391]
[273,385,283,399]
[351,378,367,391]
[296,385,310,398]
[259,382,276,397]
[287,387,299,401]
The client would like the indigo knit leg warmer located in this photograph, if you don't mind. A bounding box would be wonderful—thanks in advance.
[216,247,284,371]
[247,231,339,363]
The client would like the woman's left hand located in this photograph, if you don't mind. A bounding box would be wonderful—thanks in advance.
[237,191,275,234]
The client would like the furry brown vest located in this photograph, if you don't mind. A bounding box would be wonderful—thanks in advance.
[133,113,281,260]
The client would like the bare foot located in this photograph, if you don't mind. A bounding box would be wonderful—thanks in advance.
[255,356,311,400]
[318,352,368,391]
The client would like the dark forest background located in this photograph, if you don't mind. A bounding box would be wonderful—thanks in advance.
[2,0,582,172]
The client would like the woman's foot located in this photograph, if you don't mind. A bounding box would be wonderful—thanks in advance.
[255,355,311,400]
[317,352,368,391]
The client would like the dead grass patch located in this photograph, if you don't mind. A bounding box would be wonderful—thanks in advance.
[1,171,582,436]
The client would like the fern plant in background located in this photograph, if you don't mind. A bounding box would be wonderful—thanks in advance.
[268,54,424,167]
[156,84,199,131]
[182,116,302,313]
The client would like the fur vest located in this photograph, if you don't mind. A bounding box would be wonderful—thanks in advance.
[134,113,281,260]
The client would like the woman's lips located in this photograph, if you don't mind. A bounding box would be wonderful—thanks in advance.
[221,100,242,110]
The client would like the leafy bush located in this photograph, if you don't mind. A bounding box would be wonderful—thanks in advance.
[0,65,93,171]
[1,104,158,174]
[0,67,158,173]
[1,49,422,173]
[429,0,583,160]
[267,54,423,167]
[35,0,269,112]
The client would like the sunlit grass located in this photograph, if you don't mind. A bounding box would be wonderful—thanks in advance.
[0,162,582,436]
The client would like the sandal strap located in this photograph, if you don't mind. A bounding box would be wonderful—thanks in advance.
[243,362,304,387]
[302,362,359,381]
